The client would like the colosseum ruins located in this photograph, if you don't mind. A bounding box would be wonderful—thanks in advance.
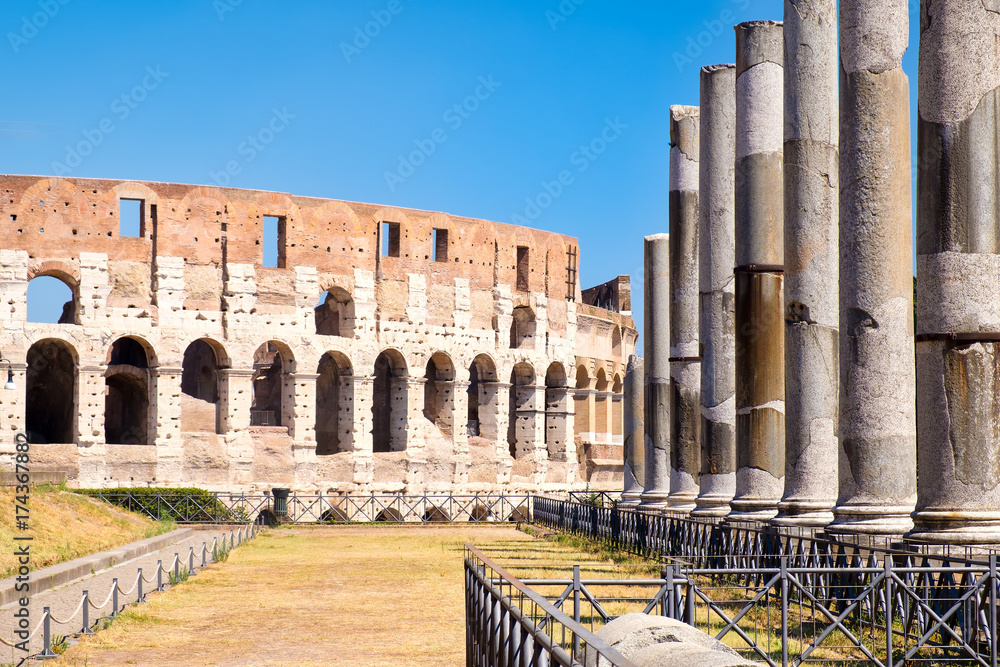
[0,175,635,492]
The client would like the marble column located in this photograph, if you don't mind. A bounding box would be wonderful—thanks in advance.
[828,0,915,536]
[772,0,839,527]
[621,355,645,509]
[668,105,701,513]
[729,20,786,523]
[910,0,1000,543]
[693,63,738,518]
[640,234,671,511]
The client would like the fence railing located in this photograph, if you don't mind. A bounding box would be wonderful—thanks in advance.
[80,491,534,525]
[465,544,638,667]
[533,496,1000,666]
[0,523,263,661]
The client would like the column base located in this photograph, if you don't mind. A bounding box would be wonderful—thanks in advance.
[638,491,670,511]
[827,504,913,536]
[667,491,697,514]
[691,495,733,518]
[771,499,835,528]
[726,498,778,523]
[907,510,1000,545]
[619,490,644,509]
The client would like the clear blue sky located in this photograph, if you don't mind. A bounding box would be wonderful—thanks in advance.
[1,0,920,342]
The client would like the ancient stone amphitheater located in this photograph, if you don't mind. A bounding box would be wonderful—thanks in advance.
[0,175,635,492]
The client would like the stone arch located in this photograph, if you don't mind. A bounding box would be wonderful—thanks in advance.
[594,368,610,443]
[105,336,154,445]
[507,361,536,460]
[251,342,294,427]
[181,339,228,434]
[423,352,455,436]
[510,306,536,349]
[316,351,353,456]
[26,273,79,325]
[612,373,624,441]
[574,364,593,440]
[467,354,499,439]
[372,349,408,453]
[544,362,570,460]
[315,286,355,338]
[25,339,77,444]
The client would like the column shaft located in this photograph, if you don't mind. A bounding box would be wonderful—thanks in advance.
[773,0,839,527]
[621,355,645,508]
[730,20,786,522]
[693,63,738,518]
[911,0,1000,543]
[830,0,915,535]
[668,105,701,512]
[640,234,671,510]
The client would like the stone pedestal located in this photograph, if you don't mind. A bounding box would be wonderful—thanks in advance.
[693,64,738,519]
[829,0,915,536]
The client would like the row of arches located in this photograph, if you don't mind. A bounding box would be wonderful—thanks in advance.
[22,336,575,461]
[574,365,624,444]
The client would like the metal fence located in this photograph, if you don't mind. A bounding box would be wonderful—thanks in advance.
[533,496,1000,666]
[465,544,638,667]
[1,523,262,661]
[81,490,534,525]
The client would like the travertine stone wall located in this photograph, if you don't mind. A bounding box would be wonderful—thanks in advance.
[0,175,635,492]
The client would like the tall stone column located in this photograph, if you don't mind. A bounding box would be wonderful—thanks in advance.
[621,355,645,509]
[729,21,786,523]
[773,0,839,527]
[911,1,1000,543]
[153,366,183,484]
[668,105,701,512]
[693,64,738,518]
[829,0,915,536]
[350,375,374,489]
[639,234,671,511]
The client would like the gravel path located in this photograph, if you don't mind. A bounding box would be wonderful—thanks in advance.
[0,525,256,659]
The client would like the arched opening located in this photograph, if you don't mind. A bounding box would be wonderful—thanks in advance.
[315,287,355,338]
[595,368,609,444]
[105,337,152,445]
[612,327,623,359]
[181,340,224,434]
[423,507,450,522]
[544,362,569,460]
[372,350,407,453]
[26,275,77,325]
[316,352,353,456]
[509,306,536,349]
[252,342,289,427]
[506,362,535,460]
[612,373,624,441]
[467,354,498,439]
[25,339,76,444]
[574,365,592,439]
[423,352,455,436]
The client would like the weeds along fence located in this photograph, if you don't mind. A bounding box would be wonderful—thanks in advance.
[533,496,1000,666]
[465,544,639,667]
[0,523,263,661]
[79,490,534,525]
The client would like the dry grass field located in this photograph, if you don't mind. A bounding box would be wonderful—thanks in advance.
[0,487,172,579]
[47,524,655,667]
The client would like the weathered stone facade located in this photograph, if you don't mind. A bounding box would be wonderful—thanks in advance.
[0,175,635,492]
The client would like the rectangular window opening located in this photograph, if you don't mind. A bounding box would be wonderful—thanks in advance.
[382,222,400,258]
[119,199,144,238]
[432,228,448,262]
[263,215,286,268]
[516,246,530,292]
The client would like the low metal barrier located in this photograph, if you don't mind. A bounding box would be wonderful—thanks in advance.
[0,523,263,661]
[465,544,638,667]
[533,496,1000,666]
[82,491,534,525]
